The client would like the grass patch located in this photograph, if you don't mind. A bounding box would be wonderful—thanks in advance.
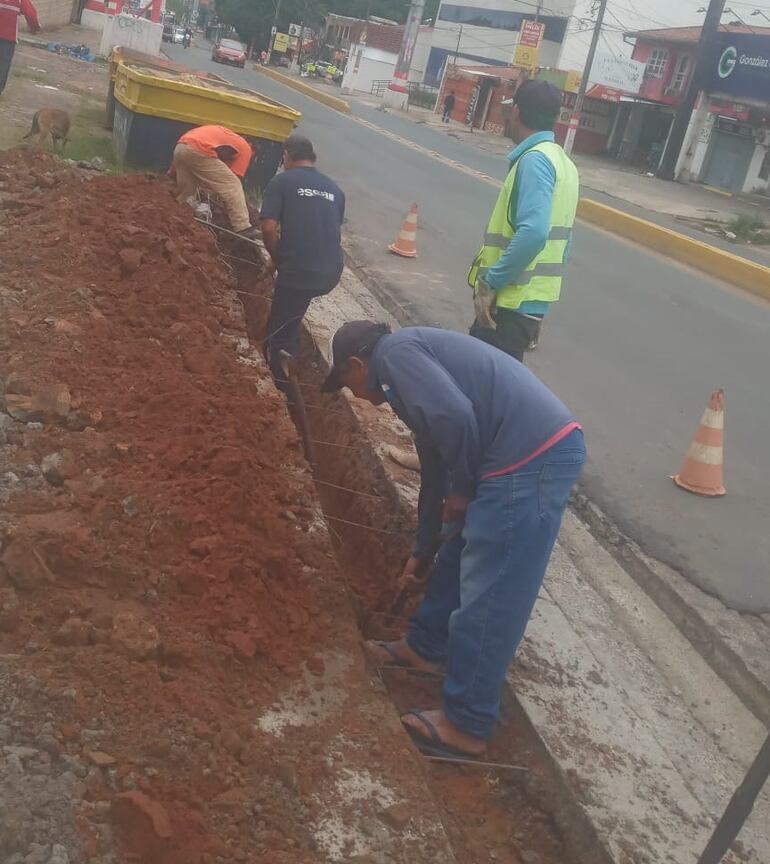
[727,214,768,241]
[12,66,50,83]
[63,130,117,166]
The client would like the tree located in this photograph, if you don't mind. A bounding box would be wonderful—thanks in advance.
[215,0,439,52]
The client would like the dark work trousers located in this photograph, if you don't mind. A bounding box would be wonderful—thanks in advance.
[470,308,542,364]
[264,271,338,394]
[0,40,16,96]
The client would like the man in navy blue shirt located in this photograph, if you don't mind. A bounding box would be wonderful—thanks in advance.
[321,321,585,760]
[260,135,345,391]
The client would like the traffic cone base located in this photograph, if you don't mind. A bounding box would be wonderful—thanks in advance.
[672,389,726,497]
[389,204,418,258]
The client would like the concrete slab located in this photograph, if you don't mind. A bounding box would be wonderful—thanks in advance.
[516,513,769,864]
[306,268,770,864]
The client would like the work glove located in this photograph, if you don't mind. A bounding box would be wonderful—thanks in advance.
[474,276,497,331]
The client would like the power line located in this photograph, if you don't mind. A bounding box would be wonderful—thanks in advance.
[564,0,608,156]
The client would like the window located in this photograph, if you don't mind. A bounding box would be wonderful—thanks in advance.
[646,48,668,79]
[671,54,689,91]
[437,5,568,42]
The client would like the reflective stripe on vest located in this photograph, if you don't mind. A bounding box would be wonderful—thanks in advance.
[469,141,579,311]
[483,225,573,249]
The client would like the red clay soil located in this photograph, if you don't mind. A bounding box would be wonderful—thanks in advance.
[0,150,352,863]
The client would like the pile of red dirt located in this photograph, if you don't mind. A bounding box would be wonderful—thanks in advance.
[0,149,351,863]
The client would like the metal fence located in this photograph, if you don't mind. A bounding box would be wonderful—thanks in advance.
[369,79,439,110]
[370,79,390,97]
[407,82,439,111]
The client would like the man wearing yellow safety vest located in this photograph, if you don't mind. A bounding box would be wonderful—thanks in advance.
[469,80,579,362]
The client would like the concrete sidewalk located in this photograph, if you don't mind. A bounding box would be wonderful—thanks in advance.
[304,270,770,864]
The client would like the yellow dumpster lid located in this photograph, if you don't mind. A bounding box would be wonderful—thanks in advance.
[114,62,301,142]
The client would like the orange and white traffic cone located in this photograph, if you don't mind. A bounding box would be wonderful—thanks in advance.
[388,204,418,258]
[672,389,726,497]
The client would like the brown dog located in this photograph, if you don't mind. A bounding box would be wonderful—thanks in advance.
[23,108,71,150]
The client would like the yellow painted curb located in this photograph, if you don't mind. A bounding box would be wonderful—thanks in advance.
[254,65,351,114]
[578,198,770,301]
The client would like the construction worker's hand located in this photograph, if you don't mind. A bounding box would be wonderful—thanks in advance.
[442,494,470,524]
[397,555,422,593]
[474,277,497,330]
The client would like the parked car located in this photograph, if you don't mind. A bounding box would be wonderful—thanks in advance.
[211,39,247,68]
[173,27,185,44]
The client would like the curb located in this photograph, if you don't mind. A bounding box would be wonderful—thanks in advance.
[253,64,351,114]
[571,491,770,729]
[578,198,770,300]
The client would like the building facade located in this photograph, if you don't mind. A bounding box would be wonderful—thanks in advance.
[425,0,576,86]
[620,24,770,193]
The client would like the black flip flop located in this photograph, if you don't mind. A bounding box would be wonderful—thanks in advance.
[401,710,485,763]
[369,641,445,676]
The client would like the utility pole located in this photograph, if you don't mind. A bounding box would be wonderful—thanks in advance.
[656,0,726,180]
[383,0,425,110]
[453,23,463,64]
[563,0,607,156]
[534,0,542,22]
[297,22,304,70]
[266,0,282,65]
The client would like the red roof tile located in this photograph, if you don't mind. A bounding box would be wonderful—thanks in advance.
[625,24,770,45]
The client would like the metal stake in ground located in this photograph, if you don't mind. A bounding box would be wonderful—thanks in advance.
[194,218,262,247]
[279,349,316,471]
[696,731,770,864]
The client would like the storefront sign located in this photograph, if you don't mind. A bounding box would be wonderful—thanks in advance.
[513,19,544,70]
[559,91,612,136]
[519,19,544,49]
[589,52,645,95]
[709,33,770,99]
[466,84,480,126]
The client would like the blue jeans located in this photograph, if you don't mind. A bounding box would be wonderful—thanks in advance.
[407,428,586,740]
[264,271,338,393]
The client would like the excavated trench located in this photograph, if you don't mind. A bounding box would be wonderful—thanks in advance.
[226,245,609,864]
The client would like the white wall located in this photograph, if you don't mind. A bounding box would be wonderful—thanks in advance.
[687,111,715,183]
[100,13,162,56]
[410,27,432,82]
[81,8,109,30]
[430,0,576,69]
[342,44,396,94]
[744,143,770,194]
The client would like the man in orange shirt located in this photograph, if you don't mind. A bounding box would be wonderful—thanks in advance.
[171,125,258,238]
[0,0,40,96]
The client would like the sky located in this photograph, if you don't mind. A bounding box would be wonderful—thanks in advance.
[560,0,770,70]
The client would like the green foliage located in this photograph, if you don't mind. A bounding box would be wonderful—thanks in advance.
[214,0,439,53]
[727,214,769,244]
[165,0,185,18]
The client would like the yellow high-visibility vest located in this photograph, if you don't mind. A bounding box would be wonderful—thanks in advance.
[468,141,579,310]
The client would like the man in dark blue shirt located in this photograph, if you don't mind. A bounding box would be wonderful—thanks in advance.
[321,321,585,760]
[260,135,345,391]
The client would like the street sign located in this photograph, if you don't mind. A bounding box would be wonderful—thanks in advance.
[514,19,544,70]
[273,32,290,53]
[288,23,301,37]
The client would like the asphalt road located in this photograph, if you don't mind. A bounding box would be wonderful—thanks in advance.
[166,45,770,614]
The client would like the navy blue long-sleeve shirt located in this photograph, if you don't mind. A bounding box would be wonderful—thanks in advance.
[368,328,577,555]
